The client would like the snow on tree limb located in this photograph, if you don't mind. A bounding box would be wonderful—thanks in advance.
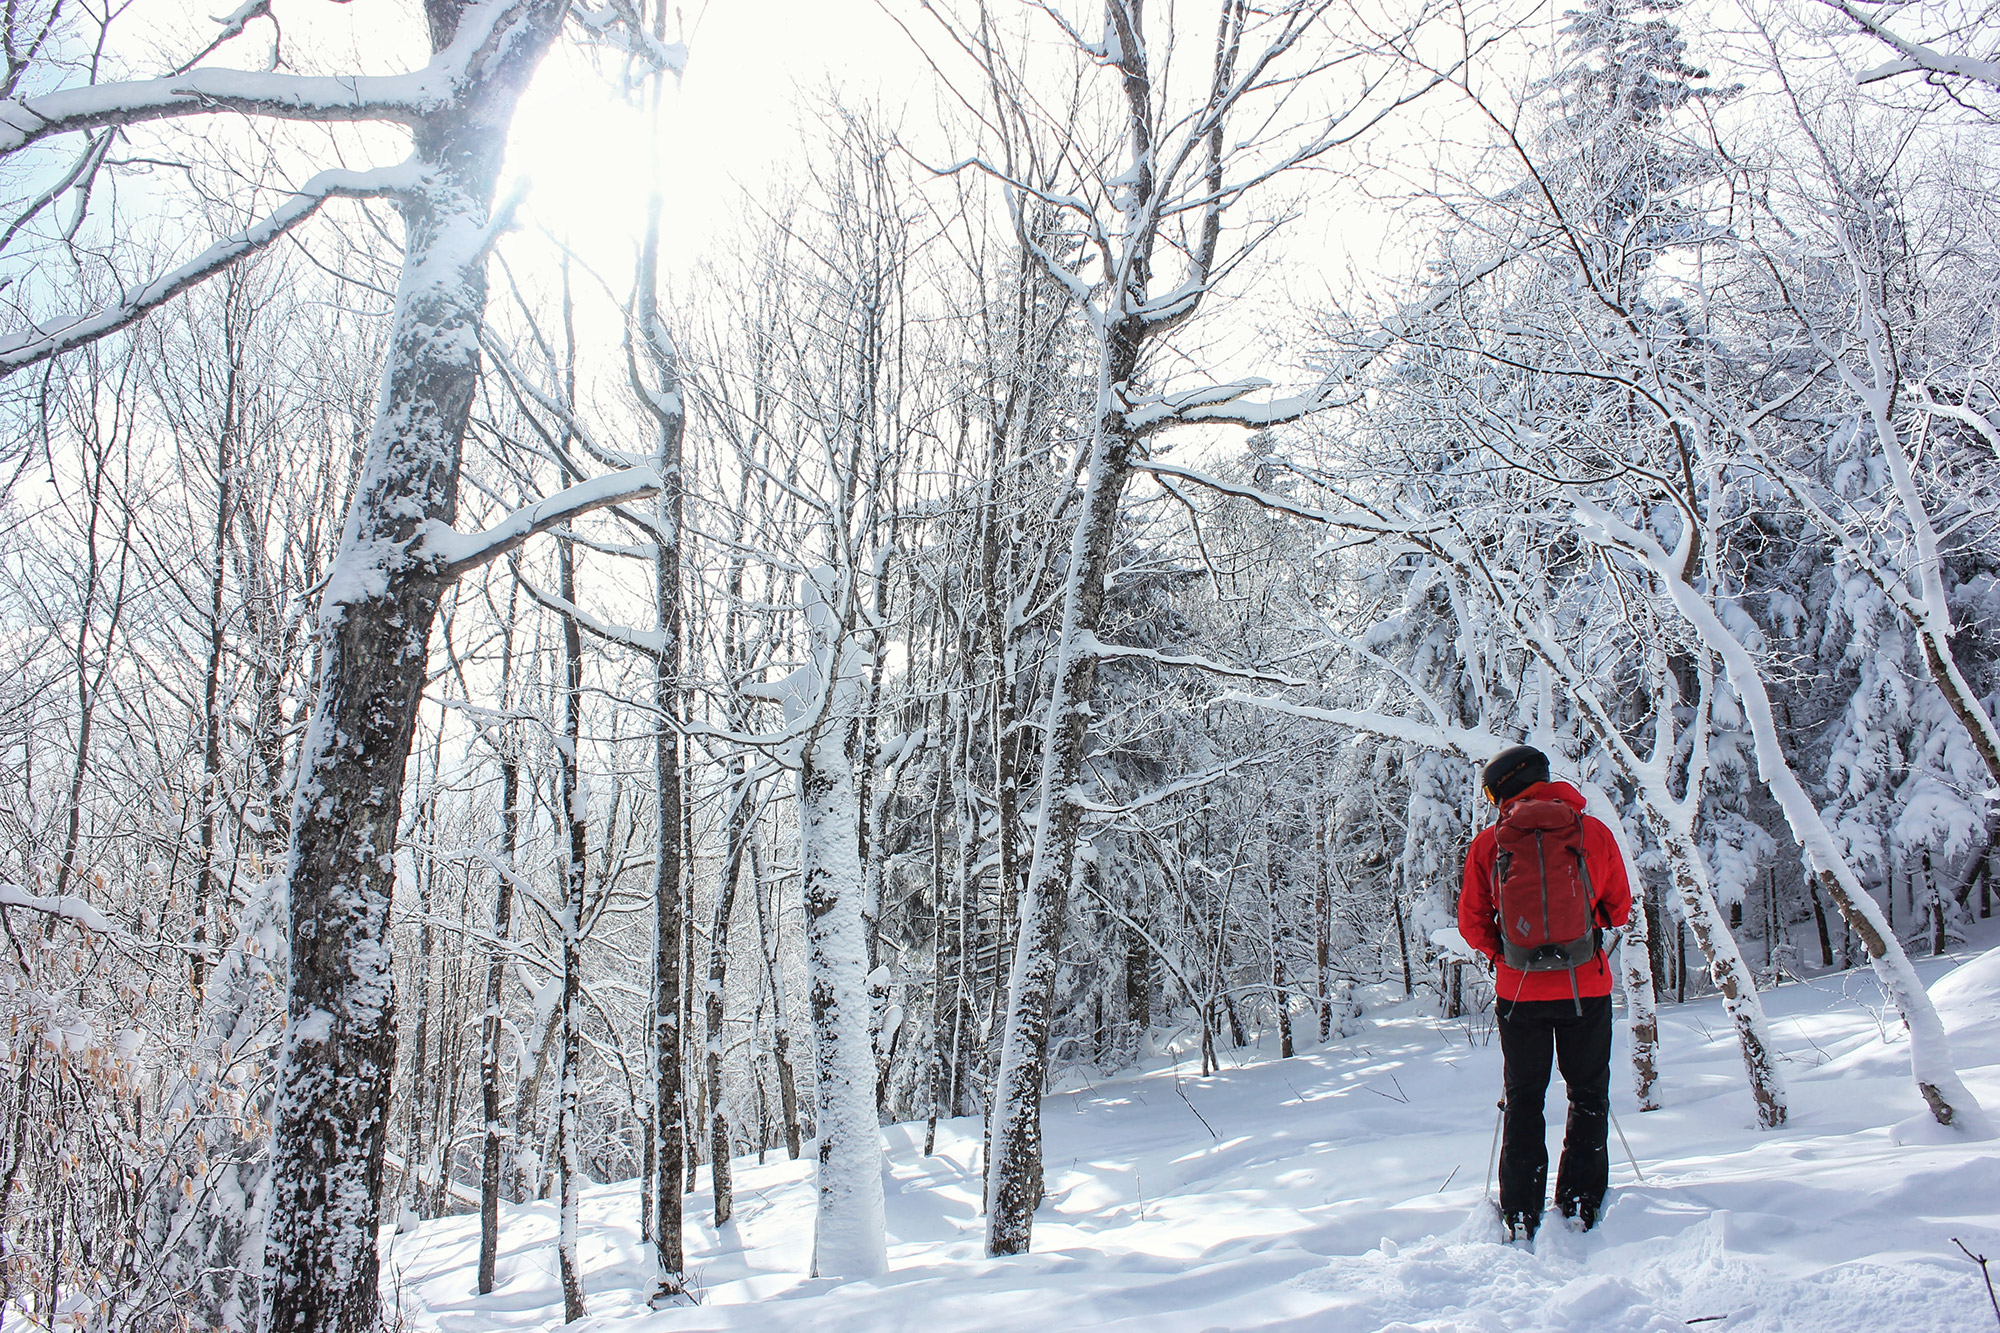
[570,0,689,80]
[167,0,277,78]
[0,67,437,153]
[1220,692,1506,761]
[1070,750,1279,817]
[0,161,421,375]
[0,882,120,936]
[417,466,663,581]
[1914,387,2000,459]
[1134,459,1451,538]
[511,572,668,657]
[0,0,555,158]
[1084,633,1314,689]
[1826,1,2000,90]
[1573,495,1992,1134]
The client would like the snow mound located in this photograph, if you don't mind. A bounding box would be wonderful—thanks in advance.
[1930,944,2000,1071]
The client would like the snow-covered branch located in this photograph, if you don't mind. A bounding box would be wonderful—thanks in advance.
[512,574,667,657]
[167,0,277,78]
[0,161,420,375]
[1071,750,1277,816]
[570,0,689,81]
[0,51,455,154]
[1915,386,2000,460]
[1218,692,1506,762]
[1134,459,1448,538]
[419,467,663,582]
[1826,1,2000,90]
[1086,634,1314,689]
[0,0,561,157]
[0,882,118,935]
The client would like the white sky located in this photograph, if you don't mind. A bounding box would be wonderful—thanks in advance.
[113,0,937,282]
[505,0,933,277]
[101,0,1582,317]
[100,0,1730,388]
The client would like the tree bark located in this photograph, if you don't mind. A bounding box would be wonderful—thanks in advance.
[261,8,568,1327]
[478,597,521,1294]
[192,314,237,999]
[750,837,803,1161]
[705,769,752,1226]
[556,540,588,1326]
[800,706,889,1276]
[986,337,1139,1254]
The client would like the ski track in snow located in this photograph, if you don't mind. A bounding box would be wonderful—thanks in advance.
[389,927,2000,1332]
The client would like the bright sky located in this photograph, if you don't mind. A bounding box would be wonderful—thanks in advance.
[505,0,933,278]
[103,0,1592,384]
[112,0,937,284]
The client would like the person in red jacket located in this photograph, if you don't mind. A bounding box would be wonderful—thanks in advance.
[1458,744,1633,1241]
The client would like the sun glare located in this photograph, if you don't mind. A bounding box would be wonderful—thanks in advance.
[503,0,921,279]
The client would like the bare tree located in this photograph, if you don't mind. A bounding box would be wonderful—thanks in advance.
[0,3,668,1323]
[919,0,1460,1256]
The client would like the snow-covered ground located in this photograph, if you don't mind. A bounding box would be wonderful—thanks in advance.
[388,927,2000,1332]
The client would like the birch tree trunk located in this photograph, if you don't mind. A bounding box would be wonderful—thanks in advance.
[791,576,889,1279]
[1540,631,1780,1124]
[1577,781,1660,1112]
[1579,500,1991,1133]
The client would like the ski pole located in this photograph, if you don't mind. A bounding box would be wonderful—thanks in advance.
[1484,1099,1504,1201]
[1608,1104,1645,1184]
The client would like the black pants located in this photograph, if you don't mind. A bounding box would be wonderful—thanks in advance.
[1497,993,1612,1225]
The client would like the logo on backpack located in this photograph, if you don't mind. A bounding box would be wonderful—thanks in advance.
[1492,798,1598,973]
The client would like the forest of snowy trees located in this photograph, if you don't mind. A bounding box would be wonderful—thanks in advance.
[0,0,1997,1327]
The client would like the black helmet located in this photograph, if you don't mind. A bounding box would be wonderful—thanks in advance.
[1481,744,1549,804]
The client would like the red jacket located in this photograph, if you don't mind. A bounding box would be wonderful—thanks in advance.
[1458,780,1633,1004]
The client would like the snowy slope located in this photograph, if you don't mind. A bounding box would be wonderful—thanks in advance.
[388,930,2000,1332]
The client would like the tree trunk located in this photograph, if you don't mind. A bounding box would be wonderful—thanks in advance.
[1270,908,1293,1060]
[400,723,451,1228]
[798,668,889,1277]
[260,7,567,1328]
[1577,781,1660,1111]
[192,331,236,999]
[636,157,690,1302]
[985,318,1142,1256]
[1645,888,1668,996]
[1316,815,1333,1039]
[1925,851,1945,956]
[1391,891,1413,999]
[1986,831,1996,919]
[1810,871,1833,968]
[1617,872,1661,1111]
[750,837,802,1161]
[705,770,753,1226]
[929,691,972,1150]
[478,676,520,1294]
[556,540,588,1325]
[1611,504,1990,1130]
[1643,810,1786,1127]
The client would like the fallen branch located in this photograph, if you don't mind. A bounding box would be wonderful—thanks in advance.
[1955,1237,2000,1330]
